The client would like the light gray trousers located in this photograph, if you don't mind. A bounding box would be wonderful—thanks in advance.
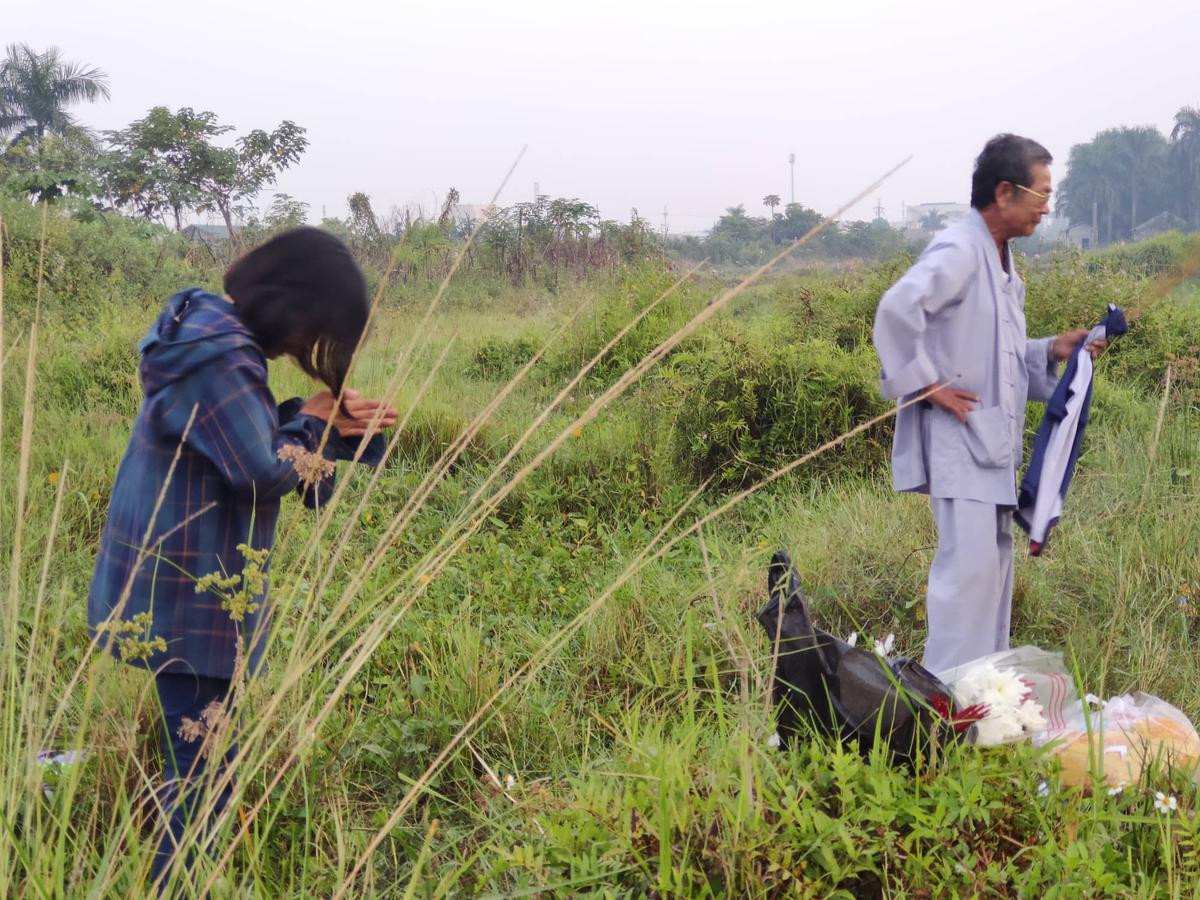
[922,497,1015,675]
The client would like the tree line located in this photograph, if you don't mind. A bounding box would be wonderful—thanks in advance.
[0,45,306,237]
[0,42,661,286]
[666,199,921,265]
[1057,108,1200,245]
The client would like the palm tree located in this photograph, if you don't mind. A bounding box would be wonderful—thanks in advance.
[762,195,781,242]
[1058,141,1116,245]
[0,43,110,149]
[1170,106,1200,228]
[1110,126,1168,238]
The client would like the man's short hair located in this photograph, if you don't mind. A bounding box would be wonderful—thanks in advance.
[970,134,1053,209]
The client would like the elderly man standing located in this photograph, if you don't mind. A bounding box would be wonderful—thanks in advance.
[873,134,1103,674]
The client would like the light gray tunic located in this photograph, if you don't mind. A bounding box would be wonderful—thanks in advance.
[873,210,1060,505]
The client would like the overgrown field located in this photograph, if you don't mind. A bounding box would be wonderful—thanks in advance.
[3,202,1200,897]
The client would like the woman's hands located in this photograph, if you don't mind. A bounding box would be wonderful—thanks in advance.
[300,389,399,437]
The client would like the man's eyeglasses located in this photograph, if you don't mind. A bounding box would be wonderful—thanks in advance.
[1012,183,1050,204]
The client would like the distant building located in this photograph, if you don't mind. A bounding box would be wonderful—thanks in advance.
[1062,222,1095,250]
[1132,210,1188,242]
[1035,215,1092,250]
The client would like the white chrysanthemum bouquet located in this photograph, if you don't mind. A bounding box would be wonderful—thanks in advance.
[952,662,1046,745]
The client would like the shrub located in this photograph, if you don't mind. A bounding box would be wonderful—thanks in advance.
[543,263,705,388]
[1104,288,1200,402]
[664,319,890,488]
[763,254,915,351]
[1021,246,1143,338]
[466,335,542,380]
[0,199,213,327]
[1090,232,1197,278]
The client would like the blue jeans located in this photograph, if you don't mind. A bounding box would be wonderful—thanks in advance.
[151,673,233,888]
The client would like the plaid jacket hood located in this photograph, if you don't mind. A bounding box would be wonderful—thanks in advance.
[88,289,327,679]
[139,289,258,395]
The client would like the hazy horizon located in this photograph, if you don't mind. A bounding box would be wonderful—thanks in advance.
[8,0,1200,231]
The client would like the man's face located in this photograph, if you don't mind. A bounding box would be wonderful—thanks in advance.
[997,162,1052,239]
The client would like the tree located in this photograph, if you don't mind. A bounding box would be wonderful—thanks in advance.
[546,197,600,269]
[1057,140,1109,243]
[778,202,822,241]
[1170,105,1200,228]
[103,107,209,229]
[0,44,109,150]
[264,193,308,230]
[436,187,460,229]
[1113,126,1168,235]
[762,194,781,242]
[191,119,308,239]
[1058,127,1170,244]
[346,191,389,262]
[712,205,755,242]
[347,191,382,240]
[547,198,599,240]
[826,218,902,258]
[919,210,947,232]
[102,107,307,238]
[0,128,102,202]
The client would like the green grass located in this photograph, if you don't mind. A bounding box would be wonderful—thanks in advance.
[3,206,1200,896]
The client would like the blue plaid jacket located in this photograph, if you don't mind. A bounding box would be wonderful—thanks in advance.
[88,289,328,679]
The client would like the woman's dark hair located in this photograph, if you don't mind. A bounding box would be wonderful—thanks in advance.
[225,227,369,398]
[970,134,1053,210]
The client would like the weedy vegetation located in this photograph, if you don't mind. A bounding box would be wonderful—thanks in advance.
[3,194,1200,897]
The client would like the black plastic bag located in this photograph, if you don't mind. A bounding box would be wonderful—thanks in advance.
[758,549,972,764]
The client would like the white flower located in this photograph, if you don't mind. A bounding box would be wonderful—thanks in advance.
[987,672,1026,709]
[504,774,516,790]
[974,711,1024,745]
[1085,693,1103,707]
[1015,696,1046,731]
[1107,783,1124,797]
[950,663,1046,746]
[767,732,782,749]
[845,632,858,648]
[1037,781,1050,798]
[1154,791,1178,813]
[873,633,895,656]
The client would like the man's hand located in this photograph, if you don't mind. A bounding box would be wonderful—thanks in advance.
[301,389,399,437]
[1052,328,1107,362]
[923,383,979,424]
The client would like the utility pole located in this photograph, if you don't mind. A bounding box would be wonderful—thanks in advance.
[788,153,796,206]
[534,181,540,202]
[662,205,669,238]
[874,199,885,221]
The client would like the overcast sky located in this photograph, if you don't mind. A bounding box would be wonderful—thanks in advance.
[8,0,1200,230]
